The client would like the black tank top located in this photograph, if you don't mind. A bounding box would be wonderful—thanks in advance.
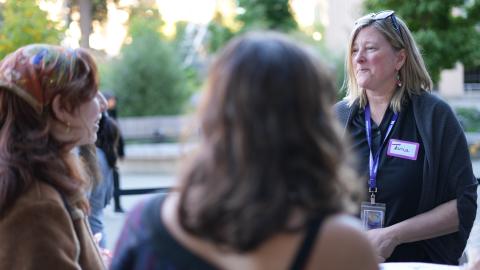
[143,194,324,270]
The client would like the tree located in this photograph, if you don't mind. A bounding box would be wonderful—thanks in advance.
[104,9,191,116]
[206,11,235,53]
[205,0,297,53]
[236,0,298,32]
[65,0,120,48]
[364,0,480,83]
[0,0,63,59]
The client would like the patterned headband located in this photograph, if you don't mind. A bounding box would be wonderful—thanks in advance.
[0,44,78,113]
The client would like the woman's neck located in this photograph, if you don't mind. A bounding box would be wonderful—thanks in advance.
[366,89,394,125]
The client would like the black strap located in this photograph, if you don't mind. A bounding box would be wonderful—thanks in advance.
[289,218,323,270]
[144,195,323,270]
[142,194,219,269]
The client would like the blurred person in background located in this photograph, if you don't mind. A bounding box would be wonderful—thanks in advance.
[87,112,121,248]
[103,91,125,213]
[110,31,378,270]
[0,44,107,269]
[103,92,124,158]
[336,10,477,264]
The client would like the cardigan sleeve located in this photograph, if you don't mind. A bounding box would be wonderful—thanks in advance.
[334,100,350,128]
[418,95,478,264]
[0,200,81,270]
[438,102,477,249]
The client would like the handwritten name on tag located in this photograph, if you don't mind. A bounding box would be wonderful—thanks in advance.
[387,139,419,160]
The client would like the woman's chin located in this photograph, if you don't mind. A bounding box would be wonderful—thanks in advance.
[357,81,370,89]
[76,135,98,147]
[88,134,98,145]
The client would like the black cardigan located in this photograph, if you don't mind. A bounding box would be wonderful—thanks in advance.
[335,92,478,265]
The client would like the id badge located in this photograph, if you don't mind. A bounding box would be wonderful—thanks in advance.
[360,202,386,230]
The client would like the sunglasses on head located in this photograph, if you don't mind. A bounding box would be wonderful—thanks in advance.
[355,10,404,42]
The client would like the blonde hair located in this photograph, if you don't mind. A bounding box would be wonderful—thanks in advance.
[343,12,433,112]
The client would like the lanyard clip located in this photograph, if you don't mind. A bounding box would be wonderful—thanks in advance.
[368,187,377,204]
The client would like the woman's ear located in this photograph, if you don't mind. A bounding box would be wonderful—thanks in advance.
[51,95,73,125]
[396,49,407,71]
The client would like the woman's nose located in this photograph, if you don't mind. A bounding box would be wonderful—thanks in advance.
[354,49,365,63]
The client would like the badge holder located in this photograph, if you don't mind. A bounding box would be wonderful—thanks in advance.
[360,190,386,230]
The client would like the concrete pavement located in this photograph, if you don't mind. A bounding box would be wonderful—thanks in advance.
[103,154,178,250]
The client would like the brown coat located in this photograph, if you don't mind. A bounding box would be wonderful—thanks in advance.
[0,181,106,270]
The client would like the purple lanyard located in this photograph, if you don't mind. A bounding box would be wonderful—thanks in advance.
[365,105,398,203]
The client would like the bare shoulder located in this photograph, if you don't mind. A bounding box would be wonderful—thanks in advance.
[308,214,378,270]
[322,214,371,246]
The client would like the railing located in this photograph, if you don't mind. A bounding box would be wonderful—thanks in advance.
[111,142,195,212]
[117,115,193,143]
[112,167,170,212]
[465,83,480,92]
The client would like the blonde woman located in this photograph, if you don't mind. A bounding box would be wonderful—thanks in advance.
[336,10,477,264]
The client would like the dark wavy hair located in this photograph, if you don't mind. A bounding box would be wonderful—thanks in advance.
[96,112,120,169]
[80,113,120,189]
[0,46,99,216]
[178,32,360,252]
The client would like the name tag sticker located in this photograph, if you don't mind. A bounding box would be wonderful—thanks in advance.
[387,139,419,160]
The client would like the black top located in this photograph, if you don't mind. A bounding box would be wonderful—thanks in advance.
[334,92,477,265]
[348,100,427,262]
[110,193,324,270]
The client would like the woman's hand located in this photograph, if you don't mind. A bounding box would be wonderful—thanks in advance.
[100,248,113,266]
[366,227,400,262]
[94,233,113,266]
[466,248,480,270]
[365,200,458,263]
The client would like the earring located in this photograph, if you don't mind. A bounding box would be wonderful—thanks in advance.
[396,73,403,87]
[66,121,71,134]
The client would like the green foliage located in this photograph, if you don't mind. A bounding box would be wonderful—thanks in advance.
[236,0,297,32]
[127,4,163,37]
[90,0,119,22]
[280,31,345,99]
[206,0,298,53]
[364,0,480,83]
[456,107,480,132]
[103,16,191,116]
[207,12,235,53]
[171,21,190,49]
[170,21,203,102]
[0,0,63,59]
[335,57,347,100]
